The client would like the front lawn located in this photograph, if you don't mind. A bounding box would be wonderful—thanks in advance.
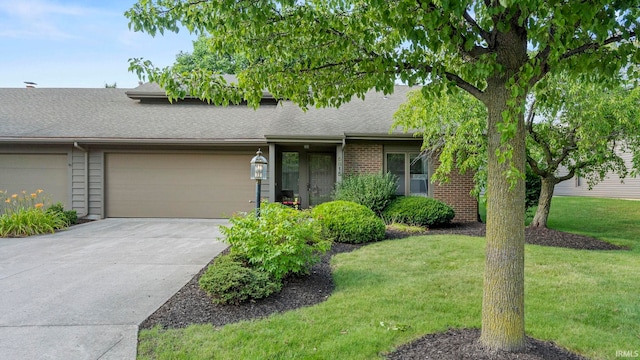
[139,196,640,360]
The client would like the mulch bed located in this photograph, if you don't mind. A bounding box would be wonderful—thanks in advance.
[386,328,589,360]
[141,222,624,359]
[140,243,360,329]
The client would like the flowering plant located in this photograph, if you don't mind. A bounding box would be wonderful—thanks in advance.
[0,189,69,237]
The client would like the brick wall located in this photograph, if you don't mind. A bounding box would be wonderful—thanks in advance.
[343,143,383,174]
[343,143,478,222]
[431,158,478,223]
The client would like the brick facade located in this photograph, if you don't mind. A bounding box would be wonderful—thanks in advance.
[343,143,383,174]
[431,164,478,223]
[343,143,478,222]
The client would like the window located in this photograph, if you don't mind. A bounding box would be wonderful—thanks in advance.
[385,152,429,196]
[281,152,299,196]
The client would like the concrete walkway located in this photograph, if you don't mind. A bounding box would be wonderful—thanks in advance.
[0,218,228,360]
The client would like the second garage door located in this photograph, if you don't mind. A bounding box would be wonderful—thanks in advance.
[105,152,257,218]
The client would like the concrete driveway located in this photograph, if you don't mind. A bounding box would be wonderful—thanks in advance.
[0,218,228,360]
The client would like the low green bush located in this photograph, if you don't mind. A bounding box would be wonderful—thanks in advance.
[312,200,386,244]
[383,196,455,227]
[199,254,282,305]
[221,202,331,281]
[46,203,78,227]
[333,173,398,215]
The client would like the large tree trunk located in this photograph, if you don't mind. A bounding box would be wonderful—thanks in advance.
[479,81,527,351]
[529,177,558,228]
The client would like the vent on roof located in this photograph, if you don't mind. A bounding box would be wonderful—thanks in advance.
[24,81,37,89]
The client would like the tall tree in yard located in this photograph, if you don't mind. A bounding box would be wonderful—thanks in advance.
[126,1,639,352]
[527,76,640,227]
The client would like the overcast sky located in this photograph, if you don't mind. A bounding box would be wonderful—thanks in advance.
[0,0,196,88]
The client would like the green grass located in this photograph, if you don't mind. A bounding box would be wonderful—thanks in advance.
[139,196,640,360]
[546,196,640,249]
[385,222,426,233]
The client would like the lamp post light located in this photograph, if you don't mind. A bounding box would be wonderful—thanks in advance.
[250,148,268,217]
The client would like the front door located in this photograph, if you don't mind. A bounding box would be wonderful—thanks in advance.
[308,153,335,206]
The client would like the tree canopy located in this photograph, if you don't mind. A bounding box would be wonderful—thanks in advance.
[126,0,639,352]
[173,36,248,74]
[394,73,640,227]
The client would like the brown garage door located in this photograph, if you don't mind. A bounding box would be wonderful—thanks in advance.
[0,154,69,207]
[105,153,257,218]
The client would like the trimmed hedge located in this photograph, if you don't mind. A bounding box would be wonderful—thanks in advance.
[383,196,455,227]
[312,200,386,244]
[199,254,281,305]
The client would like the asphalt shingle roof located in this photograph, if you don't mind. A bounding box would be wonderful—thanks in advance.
[0,85,416,143]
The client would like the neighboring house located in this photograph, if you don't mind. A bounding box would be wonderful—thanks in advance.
[0,83,477,222]
[554,151,640,199]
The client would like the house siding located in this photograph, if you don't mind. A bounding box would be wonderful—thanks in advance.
[71,148,87,215]
[343,143,383,174]
[554,152,640,199]
[88,151,104,218]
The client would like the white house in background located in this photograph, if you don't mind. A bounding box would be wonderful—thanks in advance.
[553,151,640,199]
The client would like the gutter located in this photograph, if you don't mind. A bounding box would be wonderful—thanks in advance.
[343,133,419,141]
[73,142,89,218]
[0,137,268,146]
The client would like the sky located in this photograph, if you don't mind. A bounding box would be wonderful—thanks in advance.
[0,0,197,88]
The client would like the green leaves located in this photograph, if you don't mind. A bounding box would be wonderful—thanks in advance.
[393,86,487,195]
[221,202,330,281]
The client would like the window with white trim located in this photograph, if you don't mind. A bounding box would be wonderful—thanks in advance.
[385,152,429,196]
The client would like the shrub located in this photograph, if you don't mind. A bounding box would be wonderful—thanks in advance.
[383,196,455,227]
[46,203,78,227]
[333,172,398,215]
[199,254,282,305]
[311,200,386,244]
[221,202,330,281]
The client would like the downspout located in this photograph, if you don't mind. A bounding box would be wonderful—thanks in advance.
[73,142,89,217]
[338,136,346,183]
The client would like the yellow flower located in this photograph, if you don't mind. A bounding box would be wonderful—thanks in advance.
[37,189,43,194]
[4,199,10,203]
[35,203,44,209]
[31,193,37,198]
[11,194,17,198]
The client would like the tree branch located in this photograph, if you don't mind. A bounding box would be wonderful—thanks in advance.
[445,72,485,99]
[560,31,637,61]
[397,62,485,99]
[527,155,548,177]
[525,99,536,131]
[556,167,576,182]
[463,9,492,45]
[527,123,554,166]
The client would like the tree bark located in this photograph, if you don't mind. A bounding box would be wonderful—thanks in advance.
[529,177,558,228]
[479,64,527,351]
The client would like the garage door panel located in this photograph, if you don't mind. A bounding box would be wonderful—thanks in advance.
[0,154,69,207]
[106,153,257,218]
